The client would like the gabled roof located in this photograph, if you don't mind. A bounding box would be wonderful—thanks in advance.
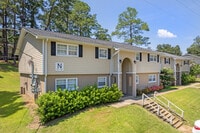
[158,51,190,60]
[183,54,200,59]
[15,28,157,55]
[15,27,190,61]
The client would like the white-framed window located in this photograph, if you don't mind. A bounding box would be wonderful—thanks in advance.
[136,53,140,61]
[149,54,157,62]
[136,75,139,84]
[57,44,68,56]
[98,77,107,88]
[99,48,108,59]
[165,58,170,64]
[55,78,78,91]
[68,45,78,56]
[148,74,156,83]
[56,43,78,56]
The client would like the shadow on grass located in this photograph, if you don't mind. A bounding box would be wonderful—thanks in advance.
[0,63,18,72]
[0,91,24,117]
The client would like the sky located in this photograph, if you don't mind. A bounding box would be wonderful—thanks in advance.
[82,0,200,54]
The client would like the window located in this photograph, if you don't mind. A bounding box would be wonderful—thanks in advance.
[136,53,140,61]
[57,44,67,56]
[57,43,78,56]
[165,58,170,64]
[99,48,108,59]
[98,77,107,88]
[68,45,78,56]
[184,60,189,65]
[56,78,78,91]
[148,74,156,83]
[149,54,157,62]
[136,75,139,84]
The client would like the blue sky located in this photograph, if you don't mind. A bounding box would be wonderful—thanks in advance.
[82,0,200,54]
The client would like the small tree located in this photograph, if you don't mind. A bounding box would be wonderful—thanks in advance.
[190,63,200,77]
[160,68,174,88]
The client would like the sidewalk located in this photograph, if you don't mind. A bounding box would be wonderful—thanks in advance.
[110,82,200,108]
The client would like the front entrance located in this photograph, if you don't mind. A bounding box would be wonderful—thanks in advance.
[122,58,134,96]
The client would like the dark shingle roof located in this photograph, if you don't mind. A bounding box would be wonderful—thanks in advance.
[17,28,190,60]
[23,27,155,53]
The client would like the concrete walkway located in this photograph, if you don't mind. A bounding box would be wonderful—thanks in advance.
[110,82,200,108]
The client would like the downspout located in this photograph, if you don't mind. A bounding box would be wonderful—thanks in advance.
[174,58,177,86]
[43,39,48,93]
[112,48,120,88]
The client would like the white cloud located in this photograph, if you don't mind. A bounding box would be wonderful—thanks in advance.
[157,29,177,38]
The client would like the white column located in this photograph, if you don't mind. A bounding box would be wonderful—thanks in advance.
[174,58,177,86]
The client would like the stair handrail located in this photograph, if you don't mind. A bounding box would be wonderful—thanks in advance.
[154,91,184,118]
[142,93,174,124]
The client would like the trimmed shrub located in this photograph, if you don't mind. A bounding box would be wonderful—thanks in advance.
[37,84,122,123]
[181,73,196,85]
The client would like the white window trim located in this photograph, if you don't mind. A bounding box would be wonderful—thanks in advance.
[99,48,108,59]
[98,77,107,88]
[136,53,140,61]
[149,54,157,62]
[136,75,139,84]
[55,78,78,91]
[166,58,170,64]
[56,43,78,57]
[148,74,156,83]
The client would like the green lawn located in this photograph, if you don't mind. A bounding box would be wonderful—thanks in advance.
[161,87,200,126]
[0,62,34,133]
[38,105,179,133]
[3,62,199,133]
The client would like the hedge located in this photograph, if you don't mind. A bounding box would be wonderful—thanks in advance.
[36,84,123,123]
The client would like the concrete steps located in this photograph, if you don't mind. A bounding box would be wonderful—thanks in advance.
[143,100,183,129]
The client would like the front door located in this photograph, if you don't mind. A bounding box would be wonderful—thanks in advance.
[126,74,133,95]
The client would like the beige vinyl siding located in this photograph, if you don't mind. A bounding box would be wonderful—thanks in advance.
[47,41,110,74]
[136,73,159,90]
[136,53,160,73]
[160,57,174,70]
[46,74,109,92]
[18,34,43,74]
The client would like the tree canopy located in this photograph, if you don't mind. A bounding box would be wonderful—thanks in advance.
[156,44,182,56]
[187,36,200,56]
[112,7,150,46]
[0,0,111,62]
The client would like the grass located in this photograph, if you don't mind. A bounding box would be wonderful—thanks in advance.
[0,62,34,133]
[5,62,200,132]
[161,87,200,126]
[38,105,179,133]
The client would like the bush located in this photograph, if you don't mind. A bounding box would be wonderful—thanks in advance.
[181,73,196,85]
[136,85,163,95]
[160,68,174,87]
[37,84,123,123]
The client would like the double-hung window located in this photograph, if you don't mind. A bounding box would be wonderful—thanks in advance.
[99,48,108,59]
[57,44,68,56]
[56,78,78,91]
[148,74,156,83]
[98,77,107,88]
[149,54,157,62]
[57,43,78,56]
[136,53,140,61]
